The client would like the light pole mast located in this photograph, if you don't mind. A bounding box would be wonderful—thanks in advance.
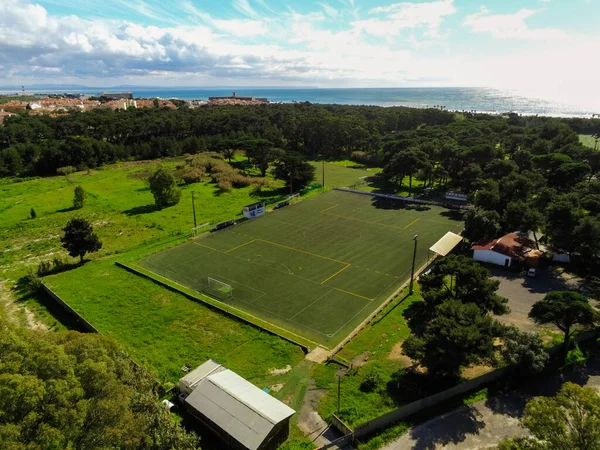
[191,191,197,232]
[409,234,418,294]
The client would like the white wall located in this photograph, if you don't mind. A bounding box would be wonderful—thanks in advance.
[473,250,512,267]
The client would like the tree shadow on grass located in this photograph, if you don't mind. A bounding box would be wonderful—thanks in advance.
[123,204,161,216]
[439,209,463,221]
[56,206,79,213]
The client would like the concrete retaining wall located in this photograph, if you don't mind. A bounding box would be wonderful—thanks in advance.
[331,413,353,435]
[43,283,99,333]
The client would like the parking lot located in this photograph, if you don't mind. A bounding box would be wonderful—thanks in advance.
[490,266,589,332]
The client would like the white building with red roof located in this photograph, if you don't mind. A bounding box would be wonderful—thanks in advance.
[472,232,537,268]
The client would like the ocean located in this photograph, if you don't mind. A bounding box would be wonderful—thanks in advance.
[3,87,597,118]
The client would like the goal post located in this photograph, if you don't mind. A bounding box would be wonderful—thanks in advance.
[207,277,233,298]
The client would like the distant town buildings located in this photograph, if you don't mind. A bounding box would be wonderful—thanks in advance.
[208,91,269,105]
[100,92,134,100]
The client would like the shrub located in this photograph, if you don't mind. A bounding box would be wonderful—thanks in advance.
[360,364,383,393]
[56,166,76,176]
[565,344,587,369]
[73,185,86,209]
[37,260,53,276]
[217,180,232,193]
[30,208,37,219]
[175,167,204,184]
[350,151,382,166]
[27,267,43,290]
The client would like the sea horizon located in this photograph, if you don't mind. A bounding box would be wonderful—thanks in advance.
[1,86,597,119]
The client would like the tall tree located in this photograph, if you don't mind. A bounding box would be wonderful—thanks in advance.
[419,254,509,315]
[499,382,600,450]
[545,195,583,252]
[149,167,181,208]
[61,218,102,263]
[383,147,429,195]
[529,291,598,355]
[463,208,502,243]
[403,301,500,379]
[272,152,315,191]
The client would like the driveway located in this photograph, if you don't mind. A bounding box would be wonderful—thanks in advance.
[490,266,587,332]
[382,360,600,450]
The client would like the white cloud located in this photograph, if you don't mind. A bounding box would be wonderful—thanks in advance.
[464,6,566,40]
[359,0,456,37]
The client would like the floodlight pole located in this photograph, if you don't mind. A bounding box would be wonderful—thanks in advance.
[409,234,418,294]
[191,191,197,230]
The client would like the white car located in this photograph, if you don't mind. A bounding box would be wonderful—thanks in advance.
[527,268,537,278]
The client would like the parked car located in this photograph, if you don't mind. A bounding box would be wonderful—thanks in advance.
[527,268,537,278]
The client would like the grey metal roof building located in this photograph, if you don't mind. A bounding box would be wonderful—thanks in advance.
[180,360,295,450]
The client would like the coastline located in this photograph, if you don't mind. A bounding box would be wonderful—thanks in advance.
[1,87,597,119]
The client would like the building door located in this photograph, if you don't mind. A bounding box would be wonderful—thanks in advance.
[505,259,510,267]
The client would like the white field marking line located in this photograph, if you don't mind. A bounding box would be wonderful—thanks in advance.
[328,297,374,338]
[205,272,267,299]
[289,289,334,320]
[134,264,321,348]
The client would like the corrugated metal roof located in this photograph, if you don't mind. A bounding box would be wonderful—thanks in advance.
[180,359,225,390]
[429,231,463,256]
[182,363,295,450]
[209,370,295,424]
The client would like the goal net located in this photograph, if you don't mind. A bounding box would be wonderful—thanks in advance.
[207,277,233,298]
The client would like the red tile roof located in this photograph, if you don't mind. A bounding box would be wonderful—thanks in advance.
[472,232,535,260]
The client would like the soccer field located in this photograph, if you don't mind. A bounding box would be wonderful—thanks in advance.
[138,190,463,346]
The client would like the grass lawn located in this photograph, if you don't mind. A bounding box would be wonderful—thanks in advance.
[311,161,381,189]
[44,258,304,387]
[134,190,462,347]
[579,134,598,149]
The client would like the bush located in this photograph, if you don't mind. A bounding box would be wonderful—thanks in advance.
[360,364,383,393]
[30,208,36,219]
[217,180,232,193]
[73,185,86,209]
[27,267,43,290]
[37,260,53,276]
[565,344,587,369]
[350,151,381,166]
[176,167,204,184]
[56,166,76,176]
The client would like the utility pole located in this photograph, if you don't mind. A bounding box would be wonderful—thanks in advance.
[191,191,197,232]
[409,234,418,294]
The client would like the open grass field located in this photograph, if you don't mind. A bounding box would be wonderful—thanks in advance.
[580,134,598,149]
[44,259,305,386]
[135,190,462,347]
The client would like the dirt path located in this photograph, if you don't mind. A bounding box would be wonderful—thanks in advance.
[0,281,48,330]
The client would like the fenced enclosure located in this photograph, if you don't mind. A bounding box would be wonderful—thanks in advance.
[133,190,463,347]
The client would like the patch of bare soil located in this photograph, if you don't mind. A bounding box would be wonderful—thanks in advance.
[0,281,48,331]
[269,384,284,392]
[297,379,328,442]
[351,351,370,368]
[388,340,415,367]
[306,346,331,363]
[462,364,494,379]
[269,364,292,375]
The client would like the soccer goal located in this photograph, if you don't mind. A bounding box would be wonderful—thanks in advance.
[207,277,233,298]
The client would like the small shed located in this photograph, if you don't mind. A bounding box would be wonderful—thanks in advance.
[180,360,295,450]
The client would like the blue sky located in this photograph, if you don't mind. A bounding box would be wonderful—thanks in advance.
[0,0,598,106]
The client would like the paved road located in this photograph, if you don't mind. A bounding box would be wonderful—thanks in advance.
[382,361,600,450]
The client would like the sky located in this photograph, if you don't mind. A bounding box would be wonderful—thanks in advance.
[0,0,598,106]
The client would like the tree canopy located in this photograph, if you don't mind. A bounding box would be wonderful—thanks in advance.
[60,218,102,263]
[0,318,199,450]
[499,382,600,450]
[148,167,181,208]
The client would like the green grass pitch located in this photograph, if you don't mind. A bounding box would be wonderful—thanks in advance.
[137,190,463,346]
